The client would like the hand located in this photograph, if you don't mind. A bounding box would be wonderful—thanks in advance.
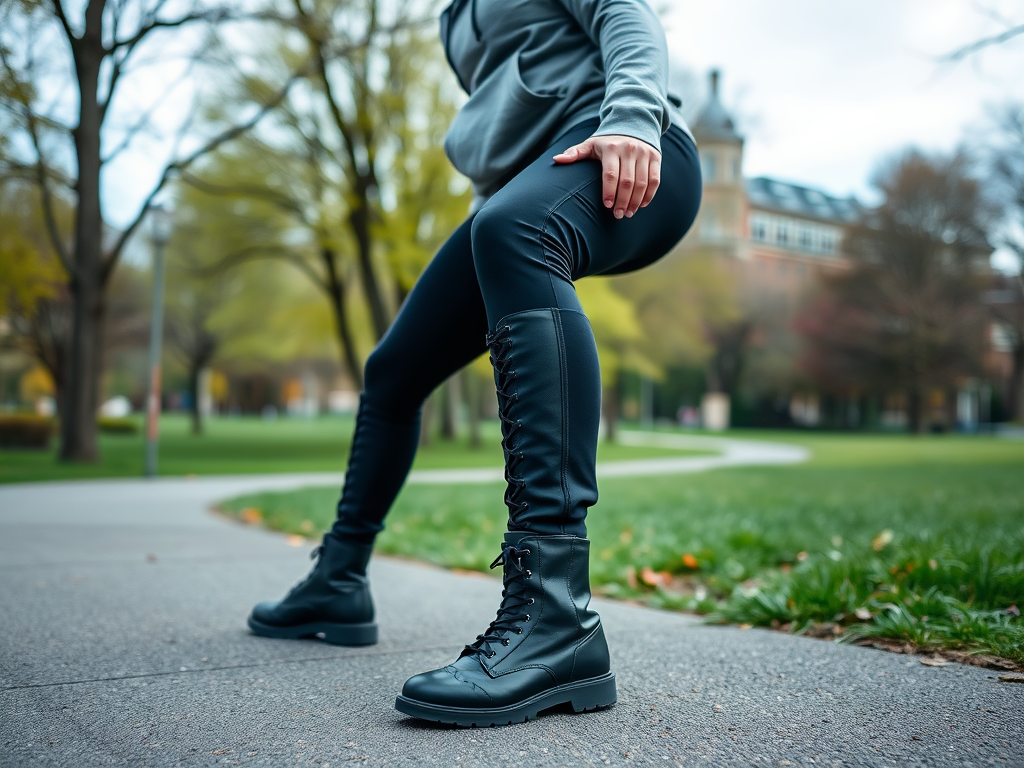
[552,134,662,219]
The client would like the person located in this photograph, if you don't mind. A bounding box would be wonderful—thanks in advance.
[247,0,702,727]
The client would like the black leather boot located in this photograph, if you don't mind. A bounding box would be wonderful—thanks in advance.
[247,534,378,646]
[395,532,615,726]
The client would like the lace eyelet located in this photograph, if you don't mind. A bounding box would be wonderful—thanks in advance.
[502,639,510,646]
[525,569,532,578]
[516,627,523,634]
[522,549,531,555]
[527,598,534,605]
[524,614,530,622]
[489,651,496,658]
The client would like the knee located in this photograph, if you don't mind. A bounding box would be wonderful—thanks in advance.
[362,338,414,413]
[470,196,571,291]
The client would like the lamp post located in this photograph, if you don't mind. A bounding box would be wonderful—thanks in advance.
[144,204,172,477]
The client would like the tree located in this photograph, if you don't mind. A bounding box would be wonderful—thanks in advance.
[0,0,305,461]
[984,103,1024,421]
[182,4,468,387]
[797,149,994,432]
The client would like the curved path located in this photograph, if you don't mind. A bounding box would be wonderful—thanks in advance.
[1,433,1020,768]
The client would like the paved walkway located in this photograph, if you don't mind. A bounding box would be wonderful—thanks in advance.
[1,436,1021,767]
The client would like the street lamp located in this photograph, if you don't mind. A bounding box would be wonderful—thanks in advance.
[144,203,172,477]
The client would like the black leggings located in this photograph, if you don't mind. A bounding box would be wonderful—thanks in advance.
[331,116,702,543]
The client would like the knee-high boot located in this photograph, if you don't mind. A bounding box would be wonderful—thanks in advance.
[395,308,615,726]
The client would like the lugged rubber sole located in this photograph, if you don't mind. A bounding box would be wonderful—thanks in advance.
[394,671,616,727]
[246,615,378,646]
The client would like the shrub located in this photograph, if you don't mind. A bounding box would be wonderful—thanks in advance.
[97,417,139,435]
[0,414,55,449]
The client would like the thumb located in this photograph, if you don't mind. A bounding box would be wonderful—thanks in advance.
[553,139,596,163]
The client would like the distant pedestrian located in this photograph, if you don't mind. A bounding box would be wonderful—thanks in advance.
[248,0,702,727]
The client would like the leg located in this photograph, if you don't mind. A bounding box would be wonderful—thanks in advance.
[330,216,489,544]
[396,118,702,725]
[470,117,702,538]
[249,215,489,645]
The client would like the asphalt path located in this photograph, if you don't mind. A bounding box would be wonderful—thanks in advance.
[1,435,1021,767]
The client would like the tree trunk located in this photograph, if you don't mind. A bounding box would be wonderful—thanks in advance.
[602,371,622,443]
[465,370,482,450]
[188,362,203,436]
[1008,339,1024,422]
[419,390,435,447]
[60,25,105,462]
[349,190,391,342]
[322,248,364,390]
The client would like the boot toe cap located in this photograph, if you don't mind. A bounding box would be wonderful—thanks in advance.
[402,665,493,707]
[249,600,282,625]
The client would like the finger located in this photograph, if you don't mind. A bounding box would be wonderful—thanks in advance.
[552,141,594,163]
[639,153,662,209]
[601,148,620,210]
[625,152,649,217]
[613,146,636,219]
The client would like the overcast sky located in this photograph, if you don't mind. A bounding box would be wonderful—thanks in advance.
[662,0,1024,200]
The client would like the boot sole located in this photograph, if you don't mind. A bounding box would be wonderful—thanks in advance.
[247,615,378,646]
[394,671,616,727]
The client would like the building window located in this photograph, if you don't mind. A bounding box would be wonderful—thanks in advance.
[777,221,789,246]
[751,218,767,241]
[821,232,835,254]
[702,153,716,183]
[799,227,813,251]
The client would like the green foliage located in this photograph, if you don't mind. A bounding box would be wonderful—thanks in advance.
[0,414,54,449]
[96,417,138,435]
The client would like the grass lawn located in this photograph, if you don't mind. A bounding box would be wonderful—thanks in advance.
[0,413,705,484]
[219,431,1024,666]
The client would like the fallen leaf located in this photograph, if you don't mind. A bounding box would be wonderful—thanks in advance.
[920,657,948,667]
[928,559,938,570]
[285,535,306,547]
[619,529,633,544]
[738,624,752,630]
[681,553,699,569]
[640,566,662,587]
[998,673,1024,683]
[1006,605,1020,617]
[854,607,872,621]
[713,704,723,712]
[872,529,894,552]
[145,553,157,564]
[239,507,263,524]
[796,551,808,562]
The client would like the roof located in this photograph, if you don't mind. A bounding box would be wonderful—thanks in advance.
[691,70,742,145]
[746,177,863,224]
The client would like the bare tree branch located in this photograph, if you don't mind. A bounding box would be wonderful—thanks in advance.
[50,0,78,43]
[102,62,314,281]
[107,7,236,54]
[943,22,1024,62]
[193,243,327,290]
[0,45,73,274]
[180,170,310,222]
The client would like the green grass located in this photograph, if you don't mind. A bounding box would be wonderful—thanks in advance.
[218,431,1024,666]
[0,414,706,483]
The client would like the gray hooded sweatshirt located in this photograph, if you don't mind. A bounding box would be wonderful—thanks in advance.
[439,0,692,212]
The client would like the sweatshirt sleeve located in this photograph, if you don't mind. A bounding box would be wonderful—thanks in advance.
[555,0,672,153]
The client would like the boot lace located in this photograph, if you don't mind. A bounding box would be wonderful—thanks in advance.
[485,324,528,527]
[283,544,324,598]
[462,544,534,660]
